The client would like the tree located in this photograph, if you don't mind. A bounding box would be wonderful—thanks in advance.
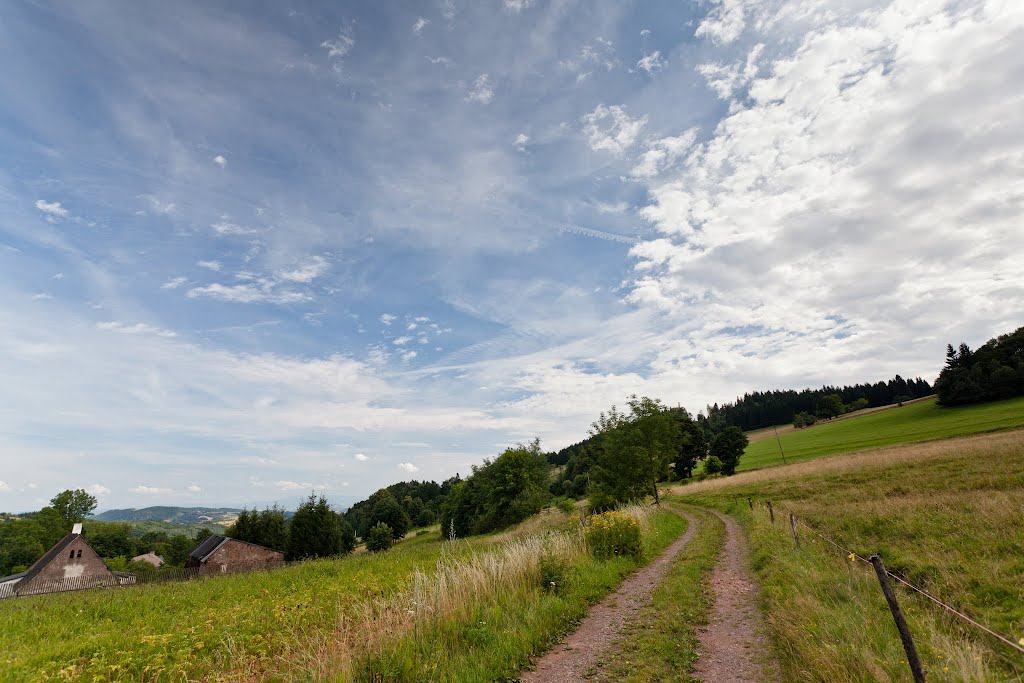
[709,427,748,476]
[816,394,845,420]
[365,492,411,540]
[50,489,97,529]
[672,408,707,480]
[365,522,393,552]
[286,494,347,561]
[589,396,680,508]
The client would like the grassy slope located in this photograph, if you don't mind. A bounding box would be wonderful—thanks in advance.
[588,507,725,683]
[740,395,1024,471]
[0,506,686,682]
[674,430,1024,681]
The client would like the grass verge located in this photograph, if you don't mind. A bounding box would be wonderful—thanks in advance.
[740,395,1024,471]
[344,506,686,682]
[588,507,725,682]
[673,430,1024,682]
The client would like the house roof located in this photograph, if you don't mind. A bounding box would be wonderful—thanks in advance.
[19,532,80,586]
[188,535,282,563]
[0,571,27,584]
[189,534,228,562]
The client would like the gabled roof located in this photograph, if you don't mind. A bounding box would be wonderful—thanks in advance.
[188,535,282,563]
[19,532,79,586]
[189,534,228,562]
[0,571,27,584]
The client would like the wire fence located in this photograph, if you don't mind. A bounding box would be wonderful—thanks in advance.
[741,497,1024,664]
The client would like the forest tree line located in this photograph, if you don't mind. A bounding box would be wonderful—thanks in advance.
[936,326,1024,405]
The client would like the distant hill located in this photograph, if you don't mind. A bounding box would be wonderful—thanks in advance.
[91,506,244,526]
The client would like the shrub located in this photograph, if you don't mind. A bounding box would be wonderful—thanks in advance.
[552,496,575,514]
[538,554,569,594]
[585,510,642,560]
[365,522,393,552]
[703,455,723,475]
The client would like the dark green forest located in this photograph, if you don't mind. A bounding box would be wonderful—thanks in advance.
[936,326,1024,405]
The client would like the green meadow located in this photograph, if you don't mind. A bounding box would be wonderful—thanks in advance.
[673,429,1024,681]
[740,395,1024,471]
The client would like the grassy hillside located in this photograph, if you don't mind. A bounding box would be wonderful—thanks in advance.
[673,430,1024,681]
[91,506,243,525]
[0,505,685,682]
[740,395,1024,471]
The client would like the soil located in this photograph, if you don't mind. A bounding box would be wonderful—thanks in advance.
[693,508,778,682]
[519,508,699,683]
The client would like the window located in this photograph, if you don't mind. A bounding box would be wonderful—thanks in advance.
[76,549,83,559]
[69,549,75,559]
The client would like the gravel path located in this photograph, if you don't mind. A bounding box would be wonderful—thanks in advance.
[694,509,777,682]
[520,508,699,683]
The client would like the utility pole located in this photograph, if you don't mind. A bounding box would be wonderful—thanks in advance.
[773,425,788,465]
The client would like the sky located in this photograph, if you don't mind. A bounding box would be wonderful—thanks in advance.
[1,0,1022,512]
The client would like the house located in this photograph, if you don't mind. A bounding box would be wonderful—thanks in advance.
[131,551,164,568]
[185,535,284,575]
[6,523,119,596]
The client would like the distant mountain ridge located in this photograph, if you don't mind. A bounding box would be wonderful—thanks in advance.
[91,506,243,525]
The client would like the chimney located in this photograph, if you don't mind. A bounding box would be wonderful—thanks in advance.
[72,523,83,535]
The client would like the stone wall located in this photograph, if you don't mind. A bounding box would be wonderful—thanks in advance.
[198,538,284,576]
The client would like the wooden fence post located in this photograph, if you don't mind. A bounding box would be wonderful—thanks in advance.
[789,512,800,548]
[767,501,775,525]
[870,555,925,682]
[747,497,753,512]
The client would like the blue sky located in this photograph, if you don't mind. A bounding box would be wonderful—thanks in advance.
[2,0,1022,512]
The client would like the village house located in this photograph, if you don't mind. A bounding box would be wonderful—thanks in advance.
[185,535,284,575]
[0,523,132,596]
[131,551,164,568]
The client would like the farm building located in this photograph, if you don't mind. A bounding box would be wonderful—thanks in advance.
[185,535,284,575]
[1,523,131,596]
[131,551,164,568]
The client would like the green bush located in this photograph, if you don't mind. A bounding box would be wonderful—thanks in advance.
[585,510,642,560]
[552,497,575,514]
[365,522,393,552]
[703,455,723,475]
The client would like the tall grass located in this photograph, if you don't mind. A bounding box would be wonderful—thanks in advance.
[673,430,1024,681]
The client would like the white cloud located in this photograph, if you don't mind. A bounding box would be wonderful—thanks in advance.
[560,39,617,79]
[627,0,1024,405]
[35,199,68,218]
[582,104,647,155]
[695,0,746,45]
[130,485,172,495]
[186,283,311,305]
[631,129,698,179]
[277,255,328,283]
[322,24,355,60]
[276,480,326,491]
[379,313,397,325]
[397,462,419,473]
[441,0,456,20]
[392,336,412,345]
[161,276,187,290]
[32,293,53,301]
[213,155,227,168]
[187,484,201,493]
[53,273,64,279]
[197,260,222,271]
[504,0,535,12]
[412,17,429,34]
[515,133,529,150]
[353,453,369,462]
[96,321,176,338]
[85,484,110,497]
[637,51,666,73]
[0,481,8,492]
[697,43,764,100]
[211,220,257,236]
[466,74,494,104]
[145,196,177,214]
[401,350,417,362]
